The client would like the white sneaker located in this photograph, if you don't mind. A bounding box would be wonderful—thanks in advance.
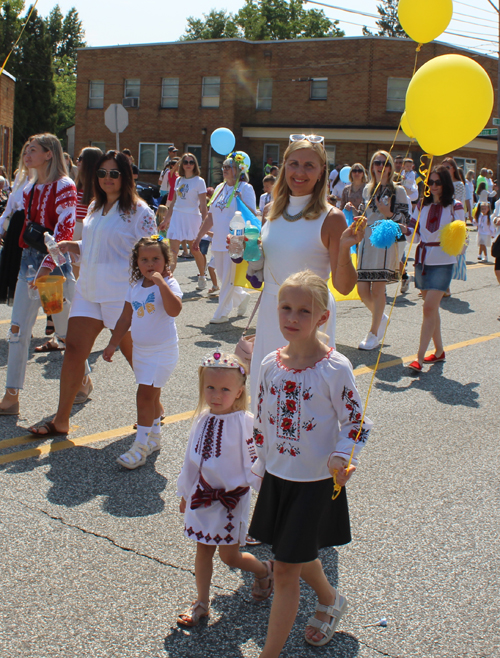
[377,314,389,341]
[237,295,250,316]
[358,332,380,350]
[400,277,410,293]
[197,275,207,290]
[209,316,229,324]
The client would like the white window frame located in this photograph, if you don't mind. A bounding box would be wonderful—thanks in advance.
[386,77,410,113]
[161,78,179,108]
[185,144,202,167]
[88,80,104,109]
[138,142,173,172]
[454,157,477,177]
[310,78,327,101]
[324,145,336,171]
[263,144,279,169]
[124,78,141,100]
[202,76,220,108]
[257,78,273,110]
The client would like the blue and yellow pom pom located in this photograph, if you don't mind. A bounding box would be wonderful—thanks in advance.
[369,220,402,249]
[440,220,467,256]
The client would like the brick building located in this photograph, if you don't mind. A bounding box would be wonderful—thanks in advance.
[0,69,15,180]
[75,36,498,187]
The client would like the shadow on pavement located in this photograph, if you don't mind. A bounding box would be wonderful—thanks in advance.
[440,297,474,315]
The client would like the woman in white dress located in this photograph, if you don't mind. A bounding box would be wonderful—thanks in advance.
[192,154,257,323]
[249,135,364,405]
[159,153,208,289]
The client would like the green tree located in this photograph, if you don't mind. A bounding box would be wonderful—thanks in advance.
[363,0,406,38]
[181,9,240,40]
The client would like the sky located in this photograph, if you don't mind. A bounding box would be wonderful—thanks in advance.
[32,0,499,57]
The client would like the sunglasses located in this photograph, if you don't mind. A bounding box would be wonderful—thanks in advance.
[429,179,442,186]
[183,160,195,166]
[76,156,82,163]
[97,168,121,179]
[351,168,364,173]
[373,160,390,167]
[289,134,325,145]
[222,165,233,171]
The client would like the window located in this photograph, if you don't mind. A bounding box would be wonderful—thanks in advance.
[138,143,173,172]
[324,145,336,170]
[88,80,104,109]
[263,144,279,169]
[386,77,410,112]
[185,145,202,168]
[91,141,106,152]
[202,77,220,108]
[257,78,273,110]
[125,79,140,99]
[454,157,476,177]
[162,78,179,108]
[310,78,327,100]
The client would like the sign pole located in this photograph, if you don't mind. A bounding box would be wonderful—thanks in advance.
[115,104,120,151]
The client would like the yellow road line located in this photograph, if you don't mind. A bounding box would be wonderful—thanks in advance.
[1,332,499,466]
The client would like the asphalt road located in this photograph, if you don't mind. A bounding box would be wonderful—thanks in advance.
[0,235,499,658]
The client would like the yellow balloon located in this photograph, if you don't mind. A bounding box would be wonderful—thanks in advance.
[400,112,414,139]
[406,55,494,156]
[398,0,453,44]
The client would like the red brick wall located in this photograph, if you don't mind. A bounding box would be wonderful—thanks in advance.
[0,72,15,178]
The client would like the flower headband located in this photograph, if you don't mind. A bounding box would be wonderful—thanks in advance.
[201,351,246,376]
[150,234,164,242]
[228,152,248,173]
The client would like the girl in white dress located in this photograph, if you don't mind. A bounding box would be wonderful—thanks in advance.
[249,271,372,655]
[103,236,182,468]
[176,352,274,627]
[159,153,208,288]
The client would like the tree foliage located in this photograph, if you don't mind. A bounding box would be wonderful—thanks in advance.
[181,0,344,41]
[363,0,406,38]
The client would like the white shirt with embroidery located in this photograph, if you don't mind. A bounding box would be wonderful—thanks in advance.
[252,348,372,483]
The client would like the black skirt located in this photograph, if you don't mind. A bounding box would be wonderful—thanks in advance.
[0,209,25,305]
[249,471,351,564]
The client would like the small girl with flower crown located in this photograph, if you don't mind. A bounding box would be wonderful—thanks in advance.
[176,352,274,627]
[103,236,182,469]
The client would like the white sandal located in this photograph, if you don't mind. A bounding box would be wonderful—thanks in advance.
[116,440,149,469]
[147,432,161,453]
[305,591,348,647]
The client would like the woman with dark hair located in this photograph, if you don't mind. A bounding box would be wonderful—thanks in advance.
[441,157,468,290]
[28,150,156,436]
[401,166,465,372]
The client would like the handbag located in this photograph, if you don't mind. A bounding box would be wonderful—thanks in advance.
[235,291,262,370]
[22,186,52,254]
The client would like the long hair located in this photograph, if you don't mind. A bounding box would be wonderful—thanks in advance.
[194,357,248,419]
[423,166,455,207]
[366,150,395,197]
[12,140,33,193]
[268,140,329,222]
[93,150,139,213]
[349,162,368,183]
[130,236,172,283]
[441,157,460,182]
[29,133,68,184]
[76,147,103,205]
[475,202,491,225]
[177,152,201,178]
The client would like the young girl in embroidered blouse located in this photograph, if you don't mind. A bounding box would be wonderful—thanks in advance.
[103,236,182,469]
[249,270,372,657]
[475,202,496,262]
[176,353,274,627]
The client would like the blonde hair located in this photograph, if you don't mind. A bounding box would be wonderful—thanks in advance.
[177,152,201,177]
[12,140,33,193]
[279,270,330,339]
[349,162,368,183]
[194,355,249,419]
[268,141,329,222]
[366,150,396,196]
[30,133,68,184]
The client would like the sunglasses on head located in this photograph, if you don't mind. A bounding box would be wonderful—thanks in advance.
[373,159,390,167]
[183,160,195,165]
[429,179,442,186]
[97,168,121,179]
[289,133,325,145]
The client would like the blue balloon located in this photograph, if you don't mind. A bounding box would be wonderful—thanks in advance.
[211,128,236,156]
[340,166,351,184]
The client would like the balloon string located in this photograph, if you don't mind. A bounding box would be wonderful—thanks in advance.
[0,0,39,77]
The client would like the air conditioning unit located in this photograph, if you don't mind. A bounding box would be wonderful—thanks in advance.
[122,97,139,108]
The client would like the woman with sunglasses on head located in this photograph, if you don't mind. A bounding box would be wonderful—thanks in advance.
[192,152,257,323]
[339,163,367,215]
[0,134,77,416]
[158,153,208,289]
[356,150,410,351]
[28,151,156,437]
[401,166,465,372]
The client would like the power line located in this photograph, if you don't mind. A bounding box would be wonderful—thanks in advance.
[455,0,498,14]
[303,0,378,19]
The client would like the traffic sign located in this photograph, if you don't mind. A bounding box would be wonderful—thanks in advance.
[493,118,500,126]
[479,128,498,137]
[104,104,129,150]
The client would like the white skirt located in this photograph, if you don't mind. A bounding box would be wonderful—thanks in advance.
[132,343,179,387]
[478,234,492,247]
[167,209,202,242]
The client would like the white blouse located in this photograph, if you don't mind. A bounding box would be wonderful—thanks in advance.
[210,181,257,251]
[0,176,30,227]
[252,349,372,483]
[407,201,465,267]
[76,199,156,303]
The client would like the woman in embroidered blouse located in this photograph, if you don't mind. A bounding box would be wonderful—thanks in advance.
[356,150,411,351]
[0,134,77,416]
[28,151,156,437]
[401,166,465,372]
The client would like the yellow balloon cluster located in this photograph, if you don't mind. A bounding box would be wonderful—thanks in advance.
[400,112,414,139]
[398,0,453,44]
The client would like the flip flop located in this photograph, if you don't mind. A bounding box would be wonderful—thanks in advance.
[27,421,68,438]
[34,340,65,353]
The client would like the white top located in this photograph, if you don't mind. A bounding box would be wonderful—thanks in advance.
[252,349,372,483]
[401,170,419,202]
[477,214,496,237]
[453,181,466,205]
[331,180,346,204]
[259,191,272,214]
[465,180,474,203]
[76,199,156,303]
[125,275,182,348]
[177,410,261,499]
[407,201,465,267]
[172,176,206,215]
[210,181,257,251]
[0,175,29,225]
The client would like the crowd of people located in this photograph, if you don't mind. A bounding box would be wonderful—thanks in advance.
[0,131,498,657]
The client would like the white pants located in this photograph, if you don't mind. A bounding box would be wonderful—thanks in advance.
[211,251,249,320]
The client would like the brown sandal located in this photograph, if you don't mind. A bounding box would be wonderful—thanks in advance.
[27,421,68,438]
[177,600,210,627]
[251,560,274,601]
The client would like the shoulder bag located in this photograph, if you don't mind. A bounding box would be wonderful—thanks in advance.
[22,185,52,253]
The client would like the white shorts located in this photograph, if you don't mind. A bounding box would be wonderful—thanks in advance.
[69,289,125,330]
[133,344,179,388]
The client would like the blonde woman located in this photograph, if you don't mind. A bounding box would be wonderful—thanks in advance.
[356,150,410,351]
[249,135,365,404]
[0,134,77,415]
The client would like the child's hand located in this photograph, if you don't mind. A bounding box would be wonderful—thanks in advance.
[329,456,356,486]
[179,497,186,513]
[102,344,116,362]
[150,271,164,286]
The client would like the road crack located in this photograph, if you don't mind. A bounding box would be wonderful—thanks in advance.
[358,639,402,657]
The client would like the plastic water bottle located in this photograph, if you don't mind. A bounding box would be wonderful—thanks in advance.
[44,233,66,267]
[228,211,245,259]
[26,264,39,300]
[243,221,261,262]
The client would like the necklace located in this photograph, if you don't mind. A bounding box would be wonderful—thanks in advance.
[282,208,304,222]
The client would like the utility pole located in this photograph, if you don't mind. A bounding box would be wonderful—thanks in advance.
[485,0,499,182]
